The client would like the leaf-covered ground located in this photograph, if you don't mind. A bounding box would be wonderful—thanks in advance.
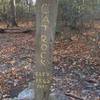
[0,32,35,99]
[0,27,100,99]
[53,36,100,100]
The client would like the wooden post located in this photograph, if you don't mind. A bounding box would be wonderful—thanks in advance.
[35,0,58,100]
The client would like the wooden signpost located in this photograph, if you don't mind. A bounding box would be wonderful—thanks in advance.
[35,0,58,100]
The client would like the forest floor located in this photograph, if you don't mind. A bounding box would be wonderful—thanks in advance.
[0,22,100,100]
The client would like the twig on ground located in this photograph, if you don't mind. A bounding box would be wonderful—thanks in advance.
[64,92,84,100]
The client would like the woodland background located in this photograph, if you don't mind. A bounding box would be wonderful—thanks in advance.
[0,0,100,100]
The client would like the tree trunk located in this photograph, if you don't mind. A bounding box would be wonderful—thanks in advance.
[35,0,58,100]
[10,0,17,26]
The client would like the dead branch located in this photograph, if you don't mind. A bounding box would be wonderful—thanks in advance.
[64,92,84,100]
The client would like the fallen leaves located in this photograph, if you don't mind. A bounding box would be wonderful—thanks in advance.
[53,36,100,99]
[0,29,99,99]
[0,32,34,98]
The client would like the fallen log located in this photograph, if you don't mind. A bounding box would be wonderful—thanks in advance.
[0,28,5,33]
[0,28,33,33]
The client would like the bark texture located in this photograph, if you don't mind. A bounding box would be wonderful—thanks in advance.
[35,0,58,100]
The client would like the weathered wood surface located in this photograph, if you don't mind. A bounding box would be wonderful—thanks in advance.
[35,0,58,100]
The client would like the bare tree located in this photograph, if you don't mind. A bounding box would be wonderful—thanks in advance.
[35,0,58,100]
[9,0,17,26]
